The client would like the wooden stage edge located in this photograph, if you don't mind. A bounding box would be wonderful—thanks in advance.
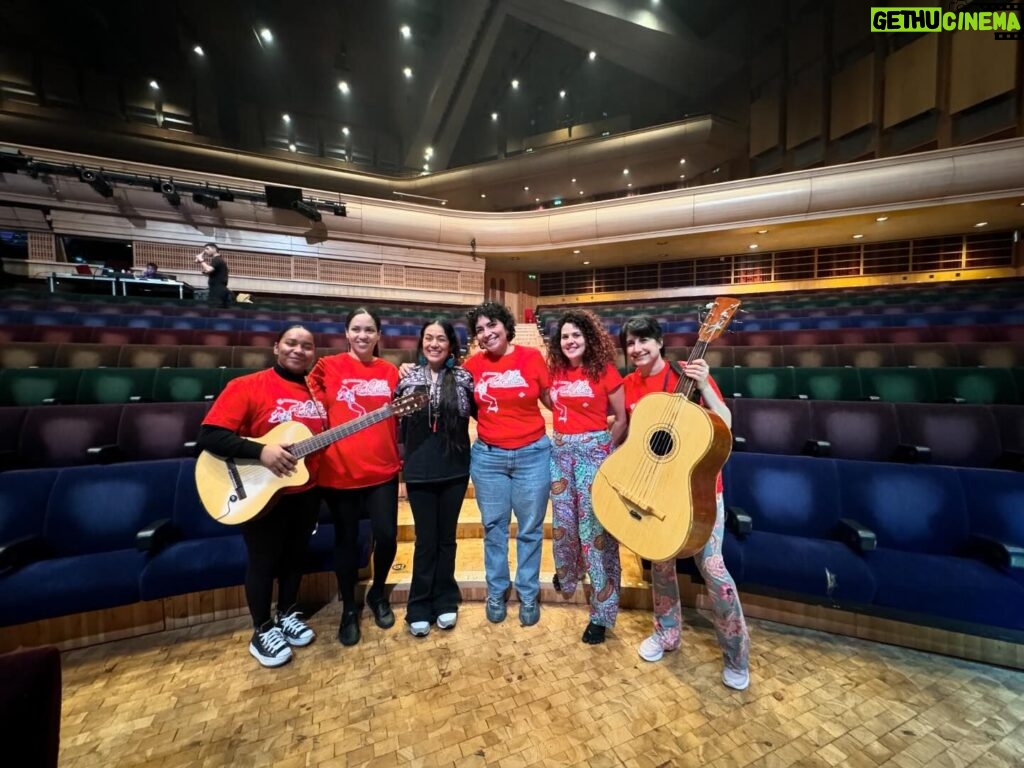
[2,570,1021,671]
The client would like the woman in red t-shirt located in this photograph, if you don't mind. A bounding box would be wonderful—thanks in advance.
[197,325,324,668]
[464,301,552,627]
[308,307,400,647]
[547,310,627,645]
[619,315,751,691]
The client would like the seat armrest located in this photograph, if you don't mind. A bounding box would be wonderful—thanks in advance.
[136,519,176,554]
[86,444,123,464]
[183,441,200,458]
[0,534,46,573]
[836,518,877,552]
[966,534,1024,571]
[725,506,752,538]
[732,435,747,452]
[802,439,831,457]
[893,444,931,464]
[993,450,1024,472]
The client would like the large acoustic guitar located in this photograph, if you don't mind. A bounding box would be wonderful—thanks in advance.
[196,392,427,525]
[592,298,741,561]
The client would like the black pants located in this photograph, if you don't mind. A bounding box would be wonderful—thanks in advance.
[208,284,230,308]
[405,477,468,623]
[323,478,398,609]
[240,489,320,628]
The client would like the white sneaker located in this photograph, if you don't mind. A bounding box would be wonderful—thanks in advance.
[722,667,750,691]
[249,625,293,667]
[436,612,457,630]
[277,610,316,647]
[637,635,665,662]
[409,621,431,637]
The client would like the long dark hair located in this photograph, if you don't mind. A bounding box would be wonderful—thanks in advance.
[345,306,381,357]
[419,318,469,455]
[547,309,616,381]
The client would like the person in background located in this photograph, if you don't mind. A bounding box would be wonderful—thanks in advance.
[546,309,627,645]
[195,242,230,307]
[142,262,159,278]
[394,319,474,637]
[618,315,750,691]
[309,307,401,647]
[463,301,551,627]
[196,325,323,668]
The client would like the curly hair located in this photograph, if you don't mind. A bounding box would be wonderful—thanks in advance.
[466,301,516,343]
[548,309,617,380]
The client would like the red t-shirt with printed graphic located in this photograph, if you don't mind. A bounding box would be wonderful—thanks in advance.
[549,362,622,435]
[621,364,726,494]
[308,353,400,489]
[463,345,550,449]
[203,367,327,493]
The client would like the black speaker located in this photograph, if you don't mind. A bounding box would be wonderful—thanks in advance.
[264,185,303,209]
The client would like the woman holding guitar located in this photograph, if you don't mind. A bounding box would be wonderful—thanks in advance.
[618,315,750,690]
[309,307,401,647]
[546,310,627,644]
[196,325,323,668]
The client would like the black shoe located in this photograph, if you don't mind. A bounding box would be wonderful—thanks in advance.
[582,622,606,645]
[338,609,361,646]
[552,573,561,592]
[367,590,395,629]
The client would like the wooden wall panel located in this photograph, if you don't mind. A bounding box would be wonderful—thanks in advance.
[787,63,825,149]
[788,8,824,74]
[949,36,1019,114]
[831,54,876,139]
[884,34,939,128]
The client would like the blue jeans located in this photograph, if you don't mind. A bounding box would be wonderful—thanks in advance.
[470,435,551,603]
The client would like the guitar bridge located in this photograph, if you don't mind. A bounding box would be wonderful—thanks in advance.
[225,459,248,500]
[610,483,665,522]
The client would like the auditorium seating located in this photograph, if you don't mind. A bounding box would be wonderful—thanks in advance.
[0,458,369,632]
[717,453,1024,638]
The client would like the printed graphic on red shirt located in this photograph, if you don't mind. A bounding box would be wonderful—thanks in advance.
[270,398,327,424]
[550,378,594,423]
[335,378,392,416]
[474,369,529,413]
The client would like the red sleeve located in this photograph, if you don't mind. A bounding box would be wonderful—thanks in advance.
[203,376,254,434]
[307,356,327,399]
[602,363,623,394]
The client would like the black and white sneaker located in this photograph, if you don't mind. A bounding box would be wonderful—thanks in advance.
[249,622,293,667]
[277,608,316,647]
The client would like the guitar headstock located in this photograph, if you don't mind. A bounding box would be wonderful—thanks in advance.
[393,392,429,416]
[697,297,741,343]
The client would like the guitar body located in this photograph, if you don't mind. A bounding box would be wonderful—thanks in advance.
[195,421,313,526]
[592,392,732,561]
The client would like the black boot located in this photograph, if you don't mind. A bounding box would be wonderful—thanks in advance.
[338,608,361,646]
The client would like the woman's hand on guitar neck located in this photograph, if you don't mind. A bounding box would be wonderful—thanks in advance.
[260,444,299,477]
[682,359,711,391]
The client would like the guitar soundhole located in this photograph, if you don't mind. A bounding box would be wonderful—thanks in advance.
[648,429,674,457]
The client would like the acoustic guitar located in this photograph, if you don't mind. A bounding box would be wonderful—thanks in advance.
[196,392,427,525]
[592,298,741,561]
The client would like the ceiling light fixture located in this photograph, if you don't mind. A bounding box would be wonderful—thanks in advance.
[78,168,113,198]
[757,229,768,234]
[974,221,988,227]
[559,89,566,98]
[749,244,758,249]
[852,233,864,239]
[571,178,576,183]
[149,80,159,90]
[342,127,350,136]
[491,112,498,121]
[282,113,290,123]
[400,24,411,39]
[480,193,486,198]
[259,28,273,43]
[578,190,584,195]
[523,186,529,191]
[583,260,590,265]
[511,79,519,89]
[588,51,597,61]
[679,174,686,179]
[679,158,686,164]
[403,67,413,78]
[622,168,629,175]
[288,143,297,152]
[573,249,581,254]
[158,180,180,207]
[875,216,888,222]
[626,183,632,188]
[193,45,204,56]
[338,81,350,94]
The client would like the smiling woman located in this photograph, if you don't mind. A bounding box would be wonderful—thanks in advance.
[195,324,324,668]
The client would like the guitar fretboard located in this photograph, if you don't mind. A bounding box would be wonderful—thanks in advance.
[289,405,394,458]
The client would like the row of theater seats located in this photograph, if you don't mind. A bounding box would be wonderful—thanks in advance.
[0,310,464,339]
[711,365,1024,404]
[0,458,370,630]
[728,398,1023,470]
[0,341,416,370]
[0,367,257,406]
[0,402,210,470]
[654,324,1024,348]
[679,341,1024,369]
[702,453,1024,636]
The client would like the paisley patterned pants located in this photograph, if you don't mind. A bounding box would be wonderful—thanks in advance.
[549,430,621,628]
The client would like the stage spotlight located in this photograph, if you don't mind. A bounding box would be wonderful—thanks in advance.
[332,203,347,217]
[290,199,322,222]
[79,168,113,197]
[160,181,181,207]
[192,190,219,209]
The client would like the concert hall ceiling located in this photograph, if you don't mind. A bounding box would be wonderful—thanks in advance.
[0,0,752,211]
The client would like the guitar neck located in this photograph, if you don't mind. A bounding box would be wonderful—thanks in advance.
[674,340,711,397]
[289,404,394,458]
